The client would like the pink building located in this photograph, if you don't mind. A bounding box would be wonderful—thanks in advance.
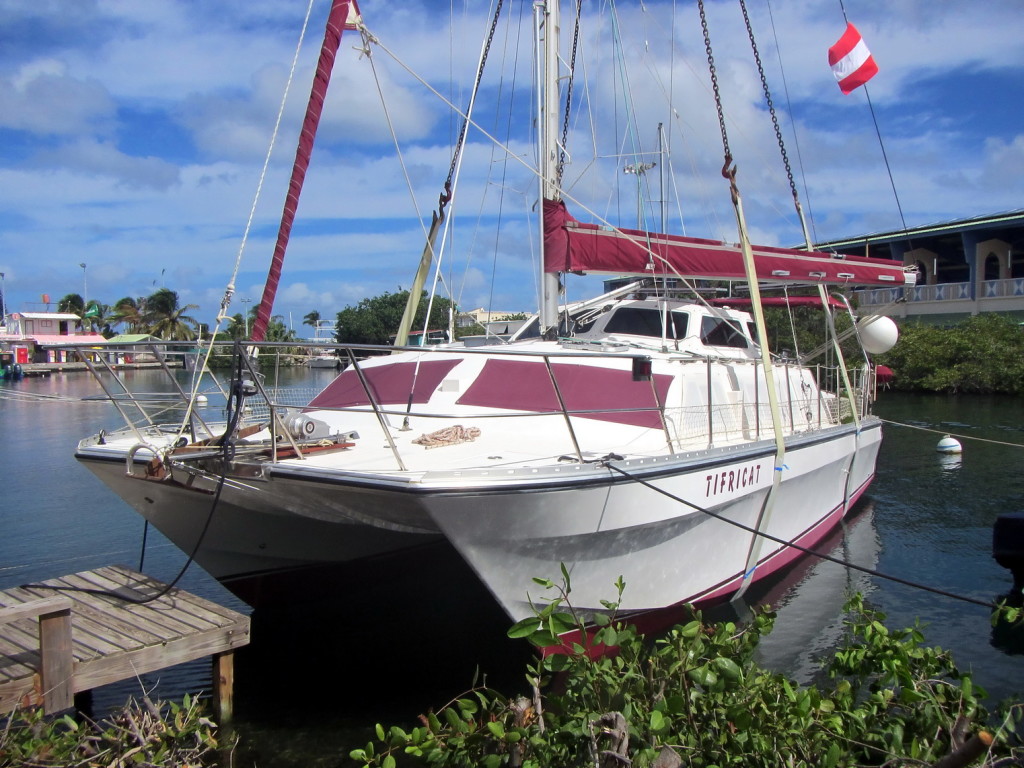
[0,312,107,364]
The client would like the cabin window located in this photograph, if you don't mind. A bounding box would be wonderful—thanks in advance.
[700,317,748,348]
[603,308,688,339]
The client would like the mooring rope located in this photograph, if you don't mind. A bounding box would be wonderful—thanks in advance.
[880,418,1024,450]
[602,462,999,609]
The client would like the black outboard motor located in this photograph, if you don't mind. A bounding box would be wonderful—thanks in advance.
[993,512,1024,606]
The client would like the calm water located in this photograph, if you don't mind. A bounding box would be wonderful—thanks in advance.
[2,371,1022,765]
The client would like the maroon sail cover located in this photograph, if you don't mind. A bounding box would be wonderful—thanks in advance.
[252,0,361,342]
[543,199,914,288]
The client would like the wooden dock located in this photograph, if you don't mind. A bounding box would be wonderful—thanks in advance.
[0,565,250,721]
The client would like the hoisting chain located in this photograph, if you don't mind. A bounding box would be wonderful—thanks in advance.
[556,0,583,187]
[738,0,800,209]
[438,0,505,214]
[696,0,734,187]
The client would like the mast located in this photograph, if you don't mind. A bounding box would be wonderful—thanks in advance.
[538,0,561,335]
[251,0,361,343]
[658,122,668,233]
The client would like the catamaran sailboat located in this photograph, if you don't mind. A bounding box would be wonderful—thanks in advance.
[74,0,914,624]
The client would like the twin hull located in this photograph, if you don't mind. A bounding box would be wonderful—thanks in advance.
[78,420,880,623]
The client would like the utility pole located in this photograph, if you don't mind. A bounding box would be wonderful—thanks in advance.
[240,298,252,338]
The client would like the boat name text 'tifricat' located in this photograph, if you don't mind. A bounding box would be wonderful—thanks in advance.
[705,462,762,497]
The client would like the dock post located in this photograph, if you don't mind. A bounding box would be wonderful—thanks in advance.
[37,598,74,714]
[213,651,235,724]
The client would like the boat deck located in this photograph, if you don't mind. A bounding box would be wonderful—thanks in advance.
[0,565,250,720]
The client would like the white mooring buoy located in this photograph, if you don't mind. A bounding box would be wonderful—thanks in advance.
[195,394,208,405]
[936,434,962,454]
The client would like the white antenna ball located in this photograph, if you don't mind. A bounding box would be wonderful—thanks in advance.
[857,315,899,354]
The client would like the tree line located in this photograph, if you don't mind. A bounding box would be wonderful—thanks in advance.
[875,313,1024,395]
[57,288,298,343]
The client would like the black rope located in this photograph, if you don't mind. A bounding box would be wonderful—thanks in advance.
[23,348,247,606]
[602,462,998,610]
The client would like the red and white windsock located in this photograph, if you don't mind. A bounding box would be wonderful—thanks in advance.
[828,22,878,94]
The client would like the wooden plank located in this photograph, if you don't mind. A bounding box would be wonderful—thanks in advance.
[99,564,246,626]
[14,578,175,649]
[213,651,235,724]
[39,605,73,713]
[32,577,187,644]
[0,637,36,683]
[105,565,244,624]
[0,566,250,716]
[3,586,127,660]
[72,569,222,633]
[73,621,249,692]
[57,571,204,637]
[0,597,72,625]
[0,675,40,713]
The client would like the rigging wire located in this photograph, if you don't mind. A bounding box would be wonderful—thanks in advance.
[835,0,907,233]
[482,0,527,333]
[21,351,251,606]
[765,0,818,244]
[603,462,999,610]
[419,0,506,343]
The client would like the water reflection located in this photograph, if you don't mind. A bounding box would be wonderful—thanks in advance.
[937,453,963,472]
[2,375,1023,758]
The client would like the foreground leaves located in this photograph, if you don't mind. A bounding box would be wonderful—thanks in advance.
[0,693,221,767]
[351,587,1023,768]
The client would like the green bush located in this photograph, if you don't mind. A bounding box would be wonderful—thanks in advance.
[878,314,1024,394]
[350,577,1023,768]
[0,694,220,766]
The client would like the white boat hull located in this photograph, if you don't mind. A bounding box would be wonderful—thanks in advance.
[76,451,441,582]
[77,416,879,622]
[422,422,879,621]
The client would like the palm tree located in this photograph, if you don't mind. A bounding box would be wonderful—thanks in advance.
[264,315,298,342]
[84,301,118,337]
[112,296,148,334]
[303,310,321,330]
[57,293,85,315]
[226,313,246,340]
[145,288,199,341]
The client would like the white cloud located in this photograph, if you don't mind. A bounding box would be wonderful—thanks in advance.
[0,0,1021,323]
[0,59,116,136]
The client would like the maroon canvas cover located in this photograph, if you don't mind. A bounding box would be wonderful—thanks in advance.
[457,359,673,429]
[543,199,913,288]
[308,359,459,408]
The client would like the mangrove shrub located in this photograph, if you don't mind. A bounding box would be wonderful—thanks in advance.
[350,578,1023,768]
[877,314,1024,394]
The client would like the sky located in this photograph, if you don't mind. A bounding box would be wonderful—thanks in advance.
[0,0,1021,334]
